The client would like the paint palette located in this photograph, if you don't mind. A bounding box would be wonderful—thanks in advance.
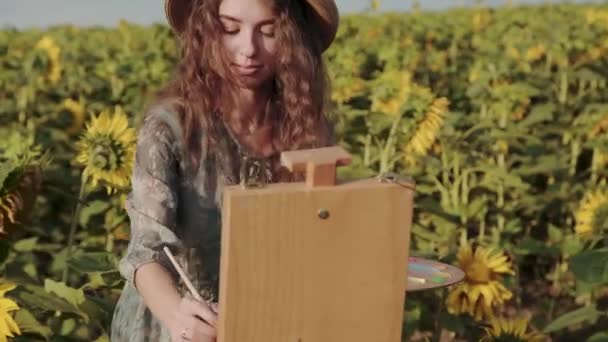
[406,257,465,292]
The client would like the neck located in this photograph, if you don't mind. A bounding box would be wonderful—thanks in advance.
[227,86,272,125]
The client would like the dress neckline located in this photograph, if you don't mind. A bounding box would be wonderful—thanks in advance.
[221,118,280,160]
[219,118,281,186]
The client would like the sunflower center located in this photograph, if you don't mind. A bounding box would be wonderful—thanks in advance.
[89,138,125,172]
[465,260,491,283]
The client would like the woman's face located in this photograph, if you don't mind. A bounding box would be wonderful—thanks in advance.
[218,0,278,90]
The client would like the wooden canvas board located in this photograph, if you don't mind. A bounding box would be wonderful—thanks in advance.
[217,178,415,342]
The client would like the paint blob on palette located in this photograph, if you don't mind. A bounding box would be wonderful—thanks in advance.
[406,257,465,292]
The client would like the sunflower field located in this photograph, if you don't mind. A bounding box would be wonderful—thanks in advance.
[1,2,608,341]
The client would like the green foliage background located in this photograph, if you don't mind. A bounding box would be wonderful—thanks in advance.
[1,2,608,341]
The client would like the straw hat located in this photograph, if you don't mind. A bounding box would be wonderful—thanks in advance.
[165,0,339,52]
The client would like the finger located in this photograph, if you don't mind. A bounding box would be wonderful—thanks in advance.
[184,298,218,326]
[184,315,217,339]
[174,312,198,341]
[193,335,216,342]
[178,323,194,341]
[194,320,218,338]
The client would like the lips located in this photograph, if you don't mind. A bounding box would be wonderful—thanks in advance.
[232,63,262,76]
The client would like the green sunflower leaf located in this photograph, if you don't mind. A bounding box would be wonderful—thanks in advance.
[13,308,52,341]
[569,248,608,286]
[543,305,600,333]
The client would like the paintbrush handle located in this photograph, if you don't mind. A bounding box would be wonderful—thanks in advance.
[163,246,204,302]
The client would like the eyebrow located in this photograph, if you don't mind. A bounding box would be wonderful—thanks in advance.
[219,14,275,25]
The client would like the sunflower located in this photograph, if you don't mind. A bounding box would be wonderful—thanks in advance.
[524,44,546,63]
[331,76,366,104]
[370,70,412,116]
[0,281,21,342]
[574,190,608,238]
[403,97,449,167]
[0,128,46,236]
[585,9,608,27]
[589,113,608,138]
[480,315,546,342]
[594,151,608,169]
[62,98,87,136]
[34,36,62,84]
[472,8,491,32]
[0,168,42,236]
[446,242,515,321]
[74,106,136,194]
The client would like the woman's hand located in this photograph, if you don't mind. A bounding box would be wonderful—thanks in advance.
[168,297,218,342]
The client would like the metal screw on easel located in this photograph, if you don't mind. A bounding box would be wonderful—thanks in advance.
[318,209,330,220]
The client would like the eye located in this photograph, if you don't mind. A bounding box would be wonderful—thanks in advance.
[222,25,239,34]
[260,25,275,38]
[220,20,239,34]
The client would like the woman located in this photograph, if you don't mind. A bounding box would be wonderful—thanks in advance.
[110,0,339,340]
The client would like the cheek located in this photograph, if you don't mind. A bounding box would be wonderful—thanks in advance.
[221,36,239,58]
[262,40,278,67]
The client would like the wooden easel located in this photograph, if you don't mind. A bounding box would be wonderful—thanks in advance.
[217,146,415,342]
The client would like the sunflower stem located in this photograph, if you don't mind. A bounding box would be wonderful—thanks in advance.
[106,227,115,253]
[479,217,486,242]
[589,237,602,250]
[363,134,371,167]
[441,148,450,198]
[547,296,556,323]
[570,139,580,176]
[380,115,401,173]
[433,289,445,337]
[61,174,88,284]
[497,152,505,233]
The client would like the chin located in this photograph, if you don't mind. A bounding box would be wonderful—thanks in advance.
[237,76,273,90]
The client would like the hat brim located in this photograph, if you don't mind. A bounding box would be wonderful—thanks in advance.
[165,0,338,52]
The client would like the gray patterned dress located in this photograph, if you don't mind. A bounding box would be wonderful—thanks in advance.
[110,104,306,341]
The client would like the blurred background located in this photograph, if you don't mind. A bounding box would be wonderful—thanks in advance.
[1,0,606,28]
[1,0,608,341]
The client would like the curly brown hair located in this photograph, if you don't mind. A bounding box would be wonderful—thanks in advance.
[151,0,335,174]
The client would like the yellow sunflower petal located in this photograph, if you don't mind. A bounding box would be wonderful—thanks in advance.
[0,283,15,297]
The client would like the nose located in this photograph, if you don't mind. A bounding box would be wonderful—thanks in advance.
[239,30,258,58]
